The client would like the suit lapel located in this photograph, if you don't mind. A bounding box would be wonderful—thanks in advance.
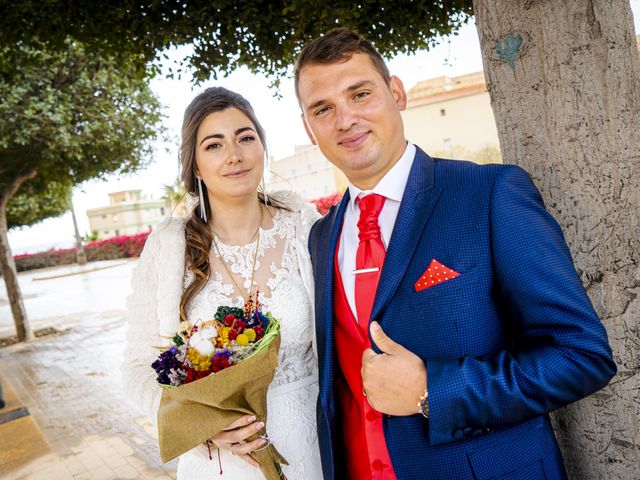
[369,149,442,327]
[317,189,351,409]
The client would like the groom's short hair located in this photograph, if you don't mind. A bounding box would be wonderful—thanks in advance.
[294,28,391,101]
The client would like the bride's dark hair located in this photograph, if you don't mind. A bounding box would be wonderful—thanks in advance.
[178,87,285,321]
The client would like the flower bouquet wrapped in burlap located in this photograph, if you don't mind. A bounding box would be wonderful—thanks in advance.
[152,302,288,479]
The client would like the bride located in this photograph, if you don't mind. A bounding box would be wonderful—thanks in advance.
[122,87,323,479]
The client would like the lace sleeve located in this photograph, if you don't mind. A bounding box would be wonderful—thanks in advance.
[121,235,165,427]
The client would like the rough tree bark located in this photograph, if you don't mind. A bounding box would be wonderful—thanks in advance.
[473,0,640,478]
[0,169,37,342]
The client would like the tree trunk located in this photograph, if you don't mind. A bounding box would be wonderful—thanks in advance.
[0,205,33,342]
[0,169,38,342]
[472,0,640,478]
[70,196,87,265]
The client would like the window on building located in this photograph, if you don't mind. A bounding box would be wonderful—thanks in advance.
[160,207,165,216]
[443,138,453,151]
[101,215,106,219]
[115,230,120,236]
[440,108,446,117]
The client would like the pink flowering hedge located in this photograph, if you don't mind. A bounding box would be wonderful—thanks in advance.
[310,192,343,216]
[14,231,151,272]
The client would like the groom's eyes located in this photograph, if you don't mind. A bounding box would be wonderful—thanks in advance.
[313,106,331,117]
[353,91,370,100]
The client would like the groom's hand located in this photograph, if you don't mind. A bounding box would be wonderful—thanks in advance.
[361,321,427,416]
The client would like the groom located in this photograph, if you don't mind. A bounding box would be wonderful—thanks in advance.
[296,29,616,480]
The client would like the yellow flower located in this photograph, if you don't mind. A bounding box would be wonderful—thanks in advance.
[217,327,231,347]
[187,348,211,371]
[236,333,249,347]
[244,328,256,342]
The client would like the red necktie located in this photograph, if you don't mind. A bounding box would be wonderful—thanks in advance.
[354,194,386,327]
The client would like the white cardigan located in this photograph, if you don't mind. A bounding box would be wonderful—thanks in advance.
[121,192,320,425]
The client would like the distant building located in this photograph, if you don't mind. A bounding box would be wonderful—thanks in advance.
[402,71,501,162]
[87,190,167,239]
[268,145,349,201]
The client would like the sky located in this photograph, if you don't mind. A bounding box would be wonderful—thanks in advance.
[7,3,640,254]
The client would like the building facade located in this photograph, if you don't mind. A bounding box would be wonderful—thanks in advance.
[268,145,349,201]
[87,190,167,239]
[402,71,501,162]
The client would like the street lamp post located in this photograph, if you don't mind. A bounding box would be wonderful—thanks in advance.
[70,195,87,266]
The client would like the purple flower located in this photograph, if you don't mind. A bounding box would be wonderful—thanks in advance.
[152,348,186,385]
[214,350,231,360]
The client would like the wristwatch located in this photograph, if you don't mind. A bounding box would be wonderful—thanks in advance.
[418,389,429,419]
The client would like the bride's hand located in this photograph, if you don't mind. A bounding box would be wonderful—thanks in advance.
[209,415,266,468]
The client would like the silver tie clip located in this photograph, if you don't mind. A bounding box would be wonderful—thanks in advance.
[352,267,380,275]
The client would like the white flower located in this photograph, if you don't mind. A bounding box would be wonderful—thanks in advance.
[200,326,218,339]
[192,338,215,356]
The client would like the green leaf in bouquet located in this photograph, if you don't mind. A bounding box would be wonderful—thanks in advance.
[252,314,280,355]
[214,306,245,322]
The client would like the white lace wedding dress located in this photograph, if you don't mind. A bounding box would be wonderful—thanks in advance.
[122,194,323,480]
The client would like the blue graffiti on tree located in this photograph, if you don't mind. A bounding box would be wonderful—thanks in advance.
[496,34,522,72]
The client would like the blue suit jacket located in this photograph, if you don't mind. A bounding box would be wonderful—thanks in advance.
[308,148,616,480]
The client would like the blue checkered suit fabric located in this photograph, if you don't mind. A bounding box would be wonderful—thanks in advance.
[308,148,616,480]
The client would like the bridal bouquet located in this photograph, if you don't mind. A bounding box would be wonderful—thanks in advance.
[151,297,288,480]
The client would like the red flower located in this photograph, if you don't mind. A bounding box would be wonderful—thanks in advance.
[185,368,198,383]
[253,326,264,340]
[228,329,238,341]
[211,355,232,372]
[224,315,235,326]
[310,192,343,215]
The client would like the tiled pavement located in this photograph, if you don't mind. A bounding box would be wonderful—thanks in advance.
[0,262,178,479]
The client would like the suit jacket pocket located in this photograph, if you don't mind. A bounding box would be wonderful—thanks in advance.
[489,461,547,480]
[467,417,552,480]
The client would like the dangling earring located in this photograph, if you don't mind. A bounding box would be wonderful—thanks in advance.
[197,177,207,223]
[259,151,272,207]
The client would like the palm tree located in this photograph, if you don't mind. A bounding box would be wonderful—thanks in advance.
[162,178,188,217]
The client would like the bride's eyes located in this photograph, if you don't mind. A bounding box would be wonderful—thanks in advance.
[203,135,255,151]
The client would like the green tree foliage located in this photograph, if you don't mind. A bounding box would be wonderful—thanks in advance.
[431,144,502,164]
[6,178,72,229]
[0,39,164,226]
[0,1,473,83]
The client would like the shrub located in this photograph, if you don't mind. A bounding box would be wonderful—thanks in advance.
[14,231,151,272]
[310,192,343,216]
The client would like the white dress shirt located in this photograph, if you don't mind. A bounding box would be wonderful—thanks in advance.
[338,141,416,321]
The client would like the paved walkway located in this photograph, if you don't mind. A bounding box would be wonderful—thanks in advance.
[0,261,178,479]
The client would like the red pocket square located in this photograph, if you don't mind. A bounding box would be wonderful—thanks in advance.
[414,259,460,292]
